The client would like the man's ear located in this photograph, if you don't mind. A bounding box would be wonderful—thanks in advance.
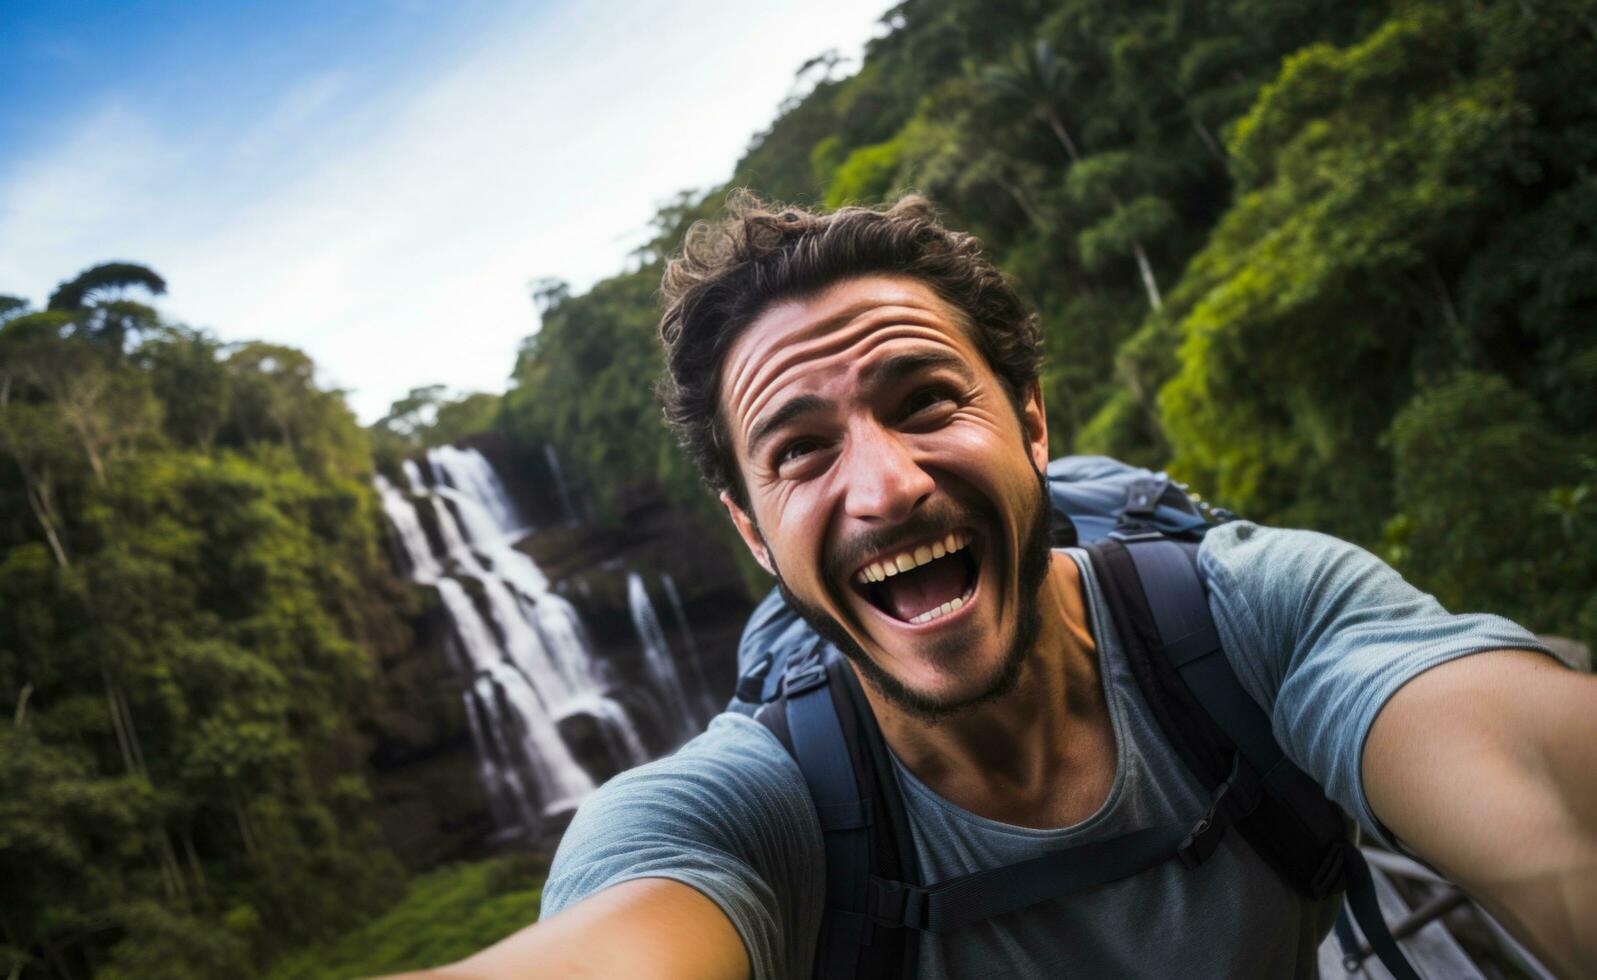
[721,491,775,576]
[1021,382,1049,472]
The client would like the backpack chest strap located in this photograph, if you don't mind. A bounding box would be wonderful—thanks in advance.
[864,823,1188,935]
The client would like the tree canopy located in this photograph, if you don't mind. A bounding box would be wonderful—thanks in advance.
[1,276,408,978]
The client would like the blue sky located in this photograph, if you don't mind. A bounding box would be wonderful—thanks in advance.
[0,0,889,420]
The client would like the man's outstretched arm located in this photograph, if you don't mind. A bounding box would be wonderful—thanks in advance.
[388,878,749,980]
[1364,648,1597,978]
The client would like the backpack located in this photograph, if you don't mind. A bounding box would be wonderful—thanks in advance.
[727,456,1419,980]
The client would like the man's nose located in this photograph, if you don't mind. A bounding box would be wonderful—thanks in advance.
[840,424,934,523]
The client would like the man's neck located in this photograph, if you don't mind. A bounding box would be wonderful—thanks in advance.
[857,551,1116,829]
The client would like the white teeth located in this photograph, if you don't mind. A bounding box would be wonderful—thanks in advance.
[853,530,972,584]
[907,594,967,625]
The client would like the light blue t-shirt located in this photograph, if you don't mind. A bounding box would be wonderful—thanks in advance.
[542,523,1549,978]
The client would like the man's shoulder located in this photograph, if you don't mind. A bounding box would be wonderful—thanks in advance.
[1195,520,1392,619]
[547,711,819,896]
[567,712,807,825]
[1197,520,1363,578]
[543,712,827,976]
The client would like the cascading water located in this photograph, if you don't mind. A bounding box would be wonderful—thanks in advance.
[543,444,580,524]
[627,571,700,745]
[374,475,440,582]
[431,444,522,534]
[401,458,429,495]
[376,445,697,839]
[661,572,718,720]
[435,577,591,818]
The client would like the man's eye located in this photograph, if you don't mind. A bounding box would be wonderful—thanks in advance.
[776,439,820,465]
[903,386,956,418]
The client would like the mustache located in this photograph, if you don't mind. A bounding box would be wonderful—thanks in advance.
[827,502,978,581]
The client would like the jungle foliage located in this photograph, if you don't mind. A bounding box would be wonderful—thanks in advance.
[0,265,415,978]
[261,854,548,980]
[500,0,1597,648]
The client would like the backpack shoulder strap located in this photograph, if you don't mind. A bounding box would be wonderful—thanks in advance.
[1081,530,1420,980]
[756,651,919,979]
[1081,532,1347,883]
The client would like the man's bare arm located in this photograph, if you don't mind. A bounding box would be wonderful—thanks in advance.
[385,878,749,980]
[1363,648,1597,978]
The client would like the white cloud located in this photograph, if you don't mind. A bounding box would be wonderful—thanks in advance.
[0,107,179,274]
[0,0,889,422]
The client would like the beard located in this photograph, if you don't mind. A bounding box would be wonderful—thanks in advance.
[769,467,1054,722]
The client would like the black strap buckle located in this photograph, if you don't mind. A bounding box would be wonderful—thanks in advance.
[1178,755,1263,869]
[1109,526,1165,543]
[734,652,775,703]
[1122,477,1167,518]
[1311,838,1349,900]
[783,662,828,696]
[1178,813,1225,870]
[866,876,927,931]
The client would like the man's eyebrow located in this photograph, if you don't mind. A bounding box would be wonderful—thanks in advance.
[747,393,831,458]
[744,352,975,458]
[860,350,976,388]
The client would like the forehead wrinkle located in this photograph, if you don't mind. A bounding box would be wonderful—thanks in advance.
[734,321,959,458]
[722,281,984,460]
[859,349,976,389]
[726,307,905,433]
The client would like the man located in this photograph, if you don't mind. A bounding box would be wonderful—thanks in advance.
[404,195,1597,978]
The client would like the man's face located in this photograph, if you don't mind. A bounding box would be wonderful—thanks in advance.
[719,275,1053,718]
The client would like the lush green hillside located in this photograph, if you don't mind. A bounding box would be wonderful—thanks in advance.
[500,0,1597,647]
[0,269,414,978]
[262,855,546,980]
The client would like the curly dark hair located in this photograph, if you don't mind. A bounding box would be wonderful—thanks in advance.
[657,191,1043,510]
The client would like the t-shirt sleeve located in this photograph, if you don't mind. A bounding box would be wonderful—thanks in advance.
[1197,521,1553,845]
[539,712,824,979]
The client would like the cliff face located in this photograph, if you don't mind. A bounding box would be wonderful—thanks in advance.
[364,586,496,868]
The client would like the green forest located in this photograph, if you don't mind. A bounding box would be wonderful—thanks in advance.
[4,0,1595,976]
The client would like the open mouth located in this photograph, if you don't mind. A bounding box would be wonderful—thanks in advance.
[851,530,980,627]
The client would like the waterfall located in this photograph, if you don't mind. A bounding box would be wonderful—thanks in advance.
[558,693,650,769]
[628,571,700,744]
[534,592,606,695]
[437,578,593,817]
[543,443,580,524]
[431,444,522,535]
[401,458,429,495]
[375,445,669,839]
[374,474,439,583]
[462,684,527,829]
[662,572,718,719]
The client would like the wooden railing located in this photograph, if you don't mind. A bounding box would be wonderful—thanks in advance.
[1315,846,1556,979]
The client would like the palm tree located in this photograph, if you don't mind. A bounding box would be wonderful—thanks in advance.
[984,41,1164,311]
[984,39,1084,163]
